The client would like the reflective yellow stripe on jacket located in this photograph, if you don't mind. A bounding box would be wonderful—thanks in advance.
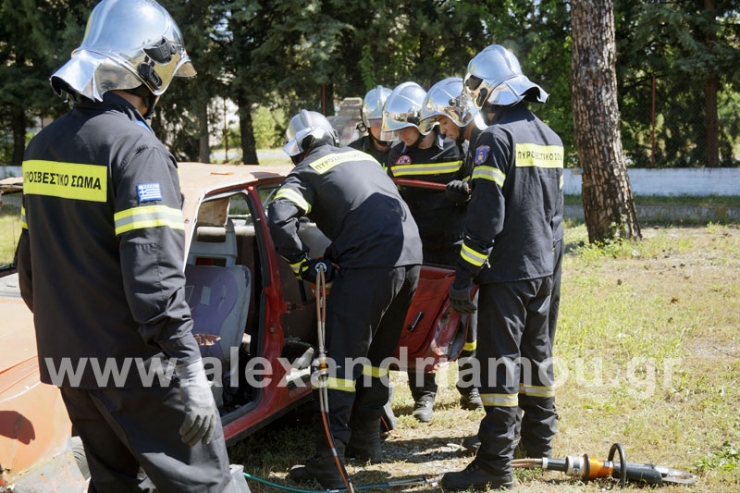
[460,243,488,268]
[390,160,463,177]
[274,188,311,214]
[362,365,389,379]
[313,377,356,393]
[472,166,506,188]
[114,205,185,235]
[309,150,376,174]
[462,340,477,352]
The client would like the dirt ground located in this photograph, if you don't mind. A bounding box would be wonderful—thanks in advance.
[234,224,740,492]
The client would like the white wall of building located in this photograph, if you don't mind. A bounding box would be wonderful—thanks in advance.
[564,168,740,196]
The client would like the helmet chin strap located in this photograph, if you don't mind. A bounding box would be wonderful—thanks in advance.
[126,85,159,118]
[408,131,426,149]
[291,148,310,166]
[369,132,390,149]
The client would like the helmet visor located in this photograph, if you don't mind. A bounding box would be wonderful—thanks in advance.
[464,74,489,110]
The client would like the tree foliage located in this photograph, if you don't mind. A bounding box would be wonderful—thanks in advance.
[1,0,738,169]
[616,0,740,167]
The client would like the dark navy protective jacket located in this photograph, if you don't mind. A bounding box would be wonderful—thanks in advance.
[348,135,392,168]
[387,130,469,263]
[456,104,564,284]
[268,145,422,270]
[17,92,200,388]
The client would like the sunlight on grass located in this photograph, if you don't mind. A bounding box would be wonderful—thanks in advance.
[0,204,22,266]
[232,224,740,492]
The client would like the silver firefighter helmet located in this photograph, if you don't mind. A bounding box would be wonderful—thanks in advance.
[419,77,480,134]
[381,81,429,141]
[361,86,392,130]
[50,0,196,101]
[283,110,340,158]
[464,44,548,108]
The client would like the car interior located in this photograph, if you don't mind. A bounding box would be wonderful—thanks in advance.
[185,185,327,416]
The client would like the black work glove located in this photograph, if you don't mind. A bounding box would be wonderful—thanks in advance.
[449,279,477,316]
[302,258,336,284]
[446,180,471,203]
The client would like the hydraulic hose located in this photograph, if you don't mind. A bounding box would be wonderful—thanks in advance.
[243,471,442,492]
[314,266,354,493]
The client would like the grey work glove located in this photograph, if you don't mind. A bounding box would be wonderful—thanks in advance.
[449,280,477,316]
[176,359,218,446]
[446,179,471,203]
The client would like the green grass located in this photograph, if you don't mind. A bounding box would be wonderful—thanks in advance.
[231,223,740,492]
[0,204,22,267]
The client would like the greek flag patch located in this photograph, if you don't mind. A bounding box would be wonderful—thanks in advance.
[474,146,490,165]
[136,183,163,203]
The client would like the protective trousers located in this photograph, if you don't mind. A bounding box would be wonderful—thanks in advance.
[317,265,420,448]
[457,293,478,392]
[60,385,234,493]
[514,238,563,447]
[475,277,557,475]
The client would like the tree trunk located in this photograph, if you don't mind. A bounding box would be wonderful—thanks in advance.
[705,75,719,167]
[237,96,259,165]
[197,99,210,164]
[571,0,641,243]
[704,0,719,168]
[11,106,26,167]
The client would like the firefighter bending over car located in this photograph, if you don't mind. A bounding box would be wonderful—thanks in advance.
[382,81,483,422]
[17,0,237,491]
[441,44,564,491]
[267,110,423,490]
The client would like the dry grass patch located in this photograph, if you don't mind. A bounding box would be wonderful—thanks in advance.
[233,223,740,492]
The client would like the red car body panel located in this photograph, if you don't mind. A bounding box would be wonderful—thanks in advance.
[0,162,467,488]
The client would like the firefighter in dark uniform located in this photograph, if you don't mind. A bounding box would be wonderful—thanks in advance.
[348,86,393,167]
[417,77,490,414]
[382,81,473,422]
[268,110,422,489]
[441,44,564,491]
[16,1,235,491]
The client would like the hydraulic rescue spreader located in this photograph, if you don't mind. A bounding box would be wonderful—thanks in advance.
[511,442,697,487]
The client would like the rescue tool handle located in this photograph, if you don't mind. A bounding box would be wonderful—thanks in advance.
[392,178,447,191]
[611,462,664,485]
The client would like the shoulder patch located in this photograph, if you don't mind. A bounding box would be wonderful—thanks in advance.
[137,183,162,203]
[474,146,490,165]
[395,155,412,165]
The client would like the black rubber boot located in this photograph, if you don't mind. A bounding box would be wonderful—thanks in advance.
[409,370,437,422]
[347,417,382,463]
[457,386,483,411]
[288,440,348,490]
[462,432,524,456]
[412,395,434,422]
[461,434,480,453]
[441,461,513,491]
